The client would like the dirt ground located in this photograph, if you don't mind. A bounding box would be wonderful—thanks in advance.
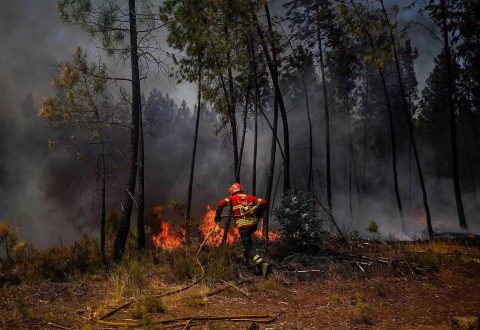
[1,240,480,329]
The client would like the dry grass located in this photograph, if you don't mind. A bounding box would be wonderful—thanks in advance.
[352,301,373,325]
[406,241,467,254]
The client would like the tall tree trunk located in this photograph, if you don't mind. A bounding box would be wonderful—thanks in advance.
[378,68,405,232]
[347,94,354,220]
[263,96,279,239]
[263,4,291,191]
[439,0,468,229]
[185,59,202,243]
[378,0,434,237]
[252,52,259,196]
[100,144,106,262]
[362,70,369,194]
[236,86,250,181]
[316,5,332,211]
[303,77,313,191]
[113,0,141,261]
[137,104,145,252]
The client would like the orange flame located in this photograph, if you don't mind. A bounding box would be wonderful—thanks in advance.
[151,205,280,250]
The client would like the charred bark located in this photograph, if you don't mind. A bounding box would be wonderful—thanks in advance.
[315,4,332,212]
[113,0,141,262]
[185,59,202,243]
[439,0,467,229]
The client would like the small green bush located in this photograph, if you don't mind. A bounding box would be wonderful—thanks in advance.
[274,189,329,249]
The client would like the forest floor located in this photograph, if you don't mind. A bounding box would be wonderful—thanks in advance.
[1,238,480,329]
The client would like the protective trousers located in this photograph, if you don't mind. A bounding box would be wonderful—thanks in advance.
[239,226,264,268]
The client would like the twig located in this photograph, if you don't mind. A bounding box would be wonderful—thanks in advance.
[282,269,323,273]
[220,280,250,297]
[47,322,72,330]
[356,262,365,272]
[182,319,193,330]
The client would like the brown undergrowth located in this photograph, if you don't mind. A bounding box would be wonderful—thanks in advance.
[0,233,479,329]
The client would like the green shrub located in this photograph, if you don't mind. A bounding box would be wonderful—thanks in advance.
[274,189,329,249]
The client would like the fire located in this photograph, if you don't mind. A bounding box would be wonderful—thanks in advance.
[151,205,280,250]
[152,222,185,249]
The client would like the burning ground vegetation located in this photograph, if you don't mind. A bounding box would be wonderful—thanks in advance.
[0,211,480,329]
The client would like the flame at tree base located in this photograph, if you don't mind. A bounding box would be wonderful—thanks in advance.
[152,206,280,250]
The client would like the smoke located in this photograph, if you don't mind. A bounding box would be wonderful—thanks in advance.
[0,0,477,249]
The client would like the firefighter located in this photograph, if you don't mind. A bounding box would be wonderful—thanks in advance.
[214,182,272,277]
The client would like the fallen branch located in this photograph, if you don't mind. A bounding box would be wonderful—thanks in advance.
[221,280,250,297]
[46,322,72,330]
[96,314,278,328]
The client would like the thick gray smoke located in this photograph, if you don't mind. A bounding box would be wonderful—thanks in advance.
[0,0,478,249]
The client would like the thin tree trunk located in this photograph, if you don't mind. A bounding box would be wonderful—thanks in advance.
[303,78,313,191]
[347,97,353,220]
[378,0,433,237]
[378,68,405,232]
[439,0,467,229]
[263,4,291,191]
[185,59,202,243]
[252,54,259,196]
[113,0,141,261]
[263,96,279,239]
[362,70,369,194]
[137,103,145,252]
[236,86,250,181]
[316,4,332,211]
[100,145,106,262]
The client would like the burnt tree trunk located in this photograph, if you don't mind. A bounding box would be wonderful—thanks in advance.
[440,0,467,229]
[252,47,259,196]
[113,0,141,261]
[378,68,405,232]
[185,59,202,243]
[236,85,250,181]
[303,77,313,192]
[316,4,332,212]
[264,4,291,192]
[379,0,433,236]
[137,102,145,252]
[263,96,279,240]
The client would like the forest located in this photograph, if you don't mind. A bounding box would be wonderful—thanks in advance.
[0,0,480,329]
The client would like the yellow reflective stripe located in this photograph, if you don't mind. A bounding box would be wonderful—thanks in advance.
[224,198,230,203]
[254,258,263,264]
[255,199,262,206]
[253,255,261,262]
[237,220,257,227]
[237,222,256,226]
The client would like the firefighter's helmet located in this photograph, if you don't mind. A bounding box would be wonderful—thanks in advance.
[228,182,243,195]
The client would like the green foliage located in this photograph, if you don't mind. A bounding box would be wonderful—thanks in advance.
[274,189,329,249]
[367,221,380,240]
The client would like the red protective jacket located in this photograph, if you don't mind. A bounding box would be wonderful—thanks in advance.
[215,193,267,230]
